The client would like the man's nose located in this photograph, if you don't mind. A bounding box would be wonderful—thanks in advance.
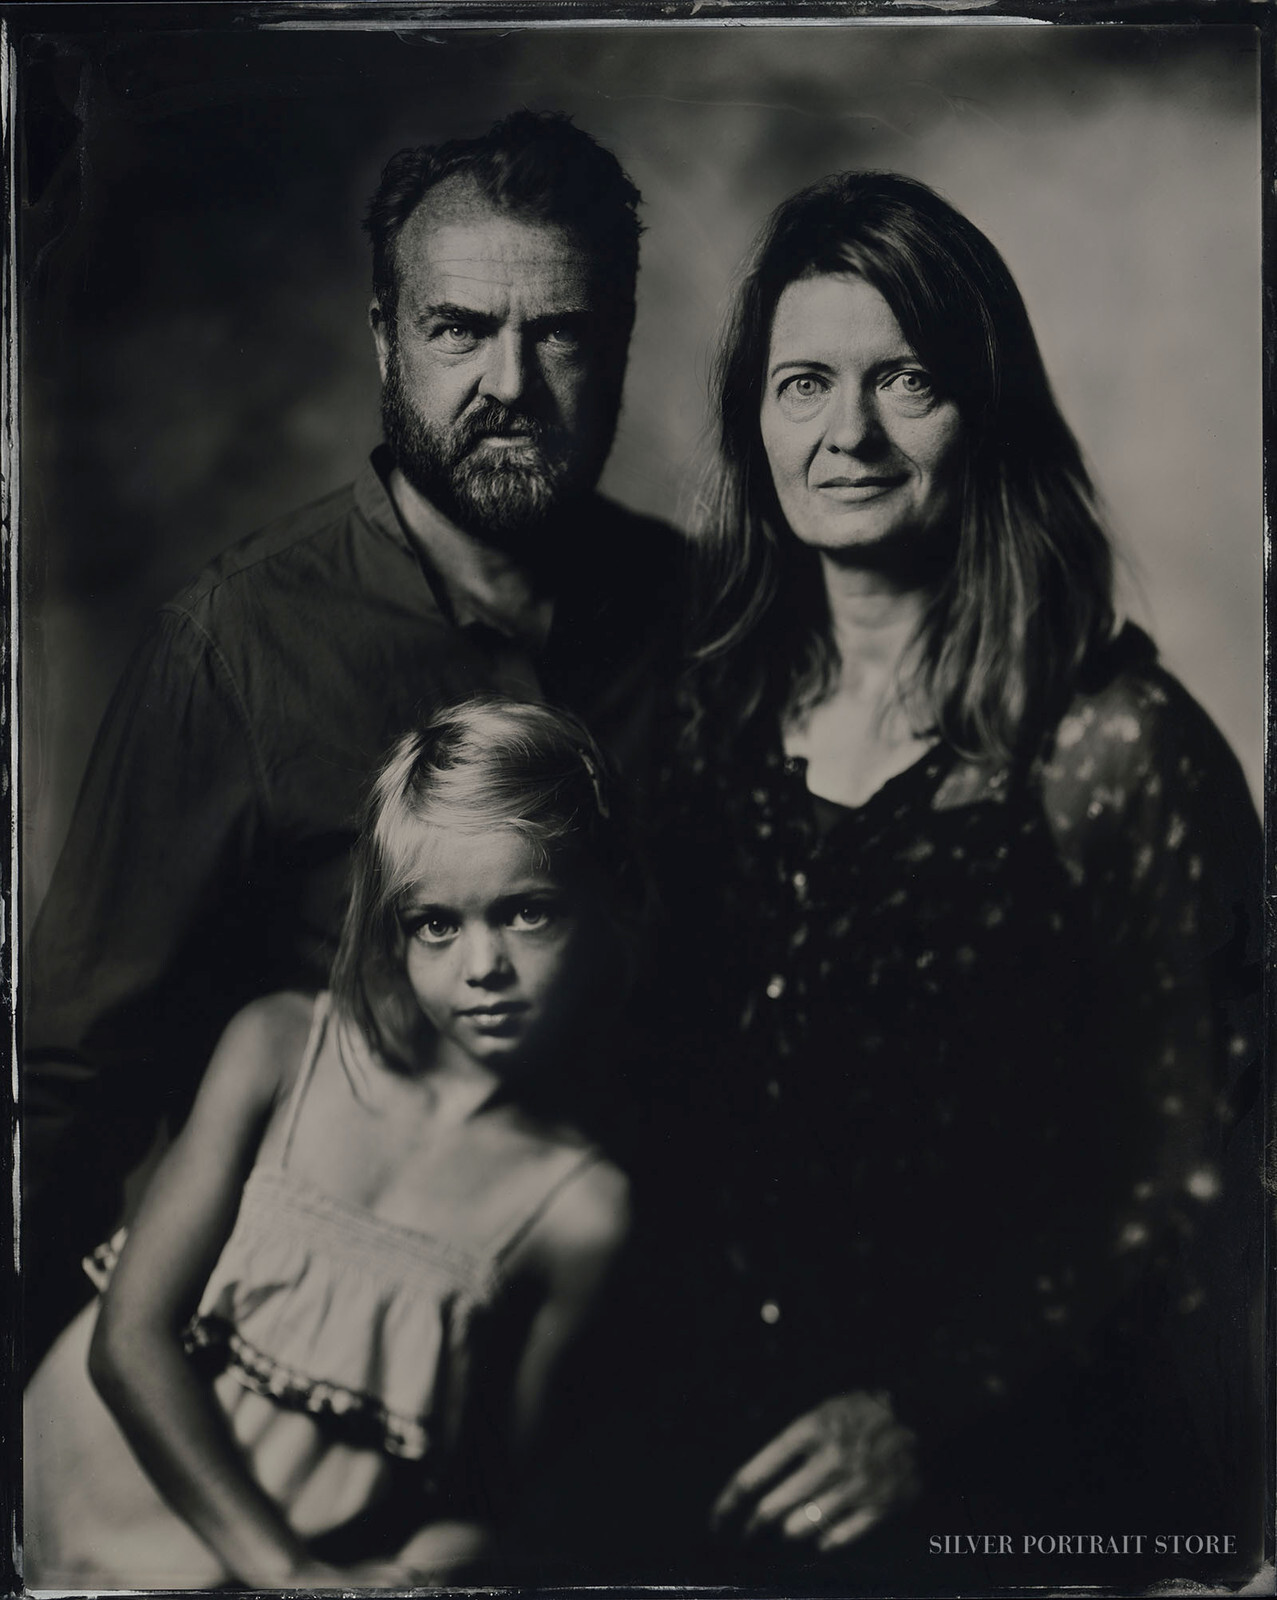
[477,330,528,407]
[824,388,884,457]
[463,926,514,987]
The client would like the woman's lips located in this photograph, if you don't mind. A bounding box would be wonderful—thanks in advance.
[812,473,908,499]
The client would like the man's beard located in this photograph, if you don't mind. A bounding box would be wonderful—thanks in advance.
[381,356,603,545]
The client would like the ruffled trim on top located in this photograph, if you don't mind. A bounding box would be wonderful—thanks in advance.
[186,1316,431,1460]
[82,1229,437,1461]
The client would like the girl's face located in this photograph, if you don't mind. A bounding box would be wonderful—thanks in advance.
[399,824,584,1072]
[759,272,964,557]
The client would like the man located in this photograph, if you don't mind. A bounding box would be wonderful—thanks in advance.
[24,110,681,1366]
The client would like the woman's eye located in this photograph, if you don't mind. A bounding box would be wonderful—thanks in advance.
[883,369,936,405]
[774,373,830,418]
[780,374,827,401]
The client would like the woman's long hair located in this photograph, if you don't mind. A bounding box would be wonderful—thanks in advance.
[691,171,1115,764]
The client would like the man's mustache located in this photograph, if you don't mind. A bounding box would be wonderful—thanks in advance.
[455,400,551,456]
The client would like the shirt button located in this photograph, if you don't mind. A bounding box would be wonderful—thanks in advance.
[765,975,786,1000]
[760,1301,781,1324]
[792,870,808,892]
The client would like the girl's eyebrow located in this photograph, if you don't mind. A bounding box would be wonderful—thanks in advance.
[398,896,452,919]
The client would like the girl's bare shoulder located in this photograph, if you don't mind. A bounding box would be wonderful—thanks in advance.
[521,1153,632,1290]
[209,990,317,1105]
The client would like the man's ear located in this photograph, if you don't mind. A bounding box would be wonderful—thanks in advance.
[369,301,391,382]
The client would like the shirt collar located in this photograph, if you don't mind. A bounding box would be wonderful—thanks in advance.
[356,445,554,648]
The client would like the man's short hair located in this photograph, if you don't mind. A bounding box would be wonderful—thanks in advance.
[364,109,643,335]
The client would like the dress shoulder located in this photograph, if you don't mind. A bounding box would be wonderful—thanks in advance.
[1037,624,1258,868]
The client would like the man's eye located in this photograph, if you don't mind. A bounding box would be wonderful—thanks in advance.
[543,325,582,349]
[432,324,480,352]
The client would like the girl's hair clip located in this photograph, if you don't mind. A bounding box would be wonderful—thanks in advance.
[578,747,610,818]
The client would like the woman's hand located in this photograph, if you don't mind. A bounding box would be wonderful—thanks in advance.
[276,1557,419,1589]
[710,1391,919,1553]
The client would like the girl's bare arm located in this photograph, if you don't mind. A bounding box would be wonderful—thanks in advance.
[394,1159,633,1583]
[509,1160,633,1458]
[88,993,339,1590]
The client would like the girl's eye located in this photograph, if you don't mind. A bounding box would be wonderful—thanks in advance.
[509,903,554,932]
[412,915,458,945]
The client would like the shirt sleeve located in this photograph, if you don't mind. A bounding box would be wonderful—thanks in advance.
[23,604,266,1355]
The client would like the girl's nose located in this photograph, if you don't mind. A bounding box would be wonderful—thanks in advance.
[824,388,883,457]
[463,927,514,987]
[477,330,528,407]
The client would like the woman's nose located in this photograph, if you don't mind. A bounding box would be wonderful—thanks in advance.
[824,389,884,457]
[463,927,514,987]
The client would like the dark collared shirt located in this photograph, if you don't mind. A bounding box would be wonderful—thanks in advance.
[24,451,682,1351]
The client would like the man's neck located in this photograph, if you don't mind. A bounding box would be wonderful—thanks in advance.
[386,464,556,648]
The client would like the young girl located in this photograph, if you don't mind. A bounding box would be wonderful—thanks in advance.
[24,698,640,1590]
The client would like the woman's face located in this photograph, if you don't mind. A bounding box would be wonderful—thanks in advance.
[759,272,964,557]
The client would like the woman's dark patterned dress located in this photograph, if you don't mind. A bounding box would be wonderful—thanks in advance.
[639,625,1263,1567]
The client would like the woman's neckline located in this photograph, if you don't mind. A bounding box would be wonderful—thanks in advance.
[781,740,946,817]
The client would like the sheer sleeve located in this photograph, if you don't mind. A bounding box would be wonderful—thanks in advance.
[1039,654,1262,1234]
[1035,646,1264,1496]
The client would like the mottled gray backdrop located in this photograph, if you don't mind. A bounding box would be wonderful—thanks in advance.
[20,21,1263,924]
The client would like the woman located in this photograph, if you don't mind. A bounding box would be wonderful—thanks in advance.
[647,172,1263,1584]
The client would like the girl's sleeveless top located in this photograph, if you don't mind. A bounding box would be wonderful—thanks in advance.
[176,994,600,1466]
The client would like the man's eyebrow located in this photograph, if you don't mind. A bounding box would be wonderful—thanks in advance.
[414,302,497,328]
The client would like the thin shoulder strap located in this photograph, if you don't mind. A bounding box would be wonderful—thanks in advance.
[491,1144,606,1265]
[277,992,333,1170]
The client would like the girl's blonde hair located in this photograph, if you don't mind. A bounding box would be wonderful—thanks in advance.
[330,697,643,1070]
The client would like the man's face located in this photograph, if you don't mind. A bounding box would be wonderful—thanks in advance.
[372,180,627,544]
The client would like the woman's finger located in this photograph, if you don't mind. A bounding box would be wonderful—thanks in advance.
[777,1468,872,1541]
[710,1413,821,1526]
[743,1446,844,1536]
[817,1503,888,1552]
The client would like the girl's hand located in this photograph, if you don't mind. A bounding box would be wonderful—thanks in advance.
[710,1390,920,1553]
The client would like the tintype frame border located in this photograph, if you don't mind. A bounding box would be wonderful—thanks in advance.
[0,3,1271,1596]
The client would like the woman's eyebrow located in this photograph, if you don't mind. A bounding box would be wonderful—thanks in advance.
[768,357,836,380]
